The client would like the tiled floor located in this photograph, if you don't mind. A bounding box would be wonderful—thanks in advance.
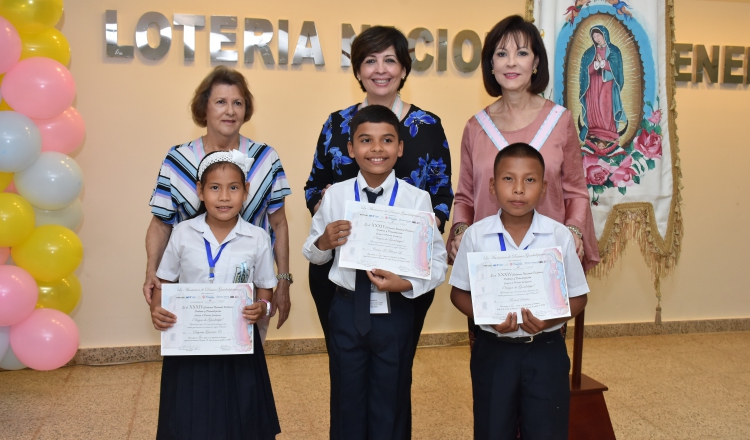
[1,332,749,439]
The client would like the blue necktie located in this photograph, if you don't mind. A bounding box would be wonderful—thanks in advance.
[354,187,383,336]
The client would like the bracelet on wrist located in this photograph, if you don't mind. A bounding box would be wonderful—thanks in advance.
[258,299,272,316]
[567,225,583,239]
[453,223,469,236]
[276,273,293,284]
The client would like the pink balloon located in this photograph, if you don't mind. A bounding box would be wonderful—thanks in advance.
[10,308,79,371]
[0,247,8,263]
[4,180,18,194]
[0,265,38,326]
[0,17,22,74]
[33,107,85,154]
[0,57,75,119]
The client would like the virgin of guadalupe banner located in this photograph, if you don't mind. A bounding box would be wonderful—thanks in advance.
[527,0,683,321]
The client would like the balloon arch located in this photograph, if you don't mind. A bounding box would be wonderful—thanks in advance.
[0,0,83,371]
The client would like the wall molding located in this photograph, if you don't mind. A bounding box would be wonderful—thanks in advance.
[62,318,750,366]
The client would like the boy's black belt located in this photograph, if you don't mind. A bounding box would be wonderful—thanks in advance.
[480,329,558,344]
[335,286,354,298]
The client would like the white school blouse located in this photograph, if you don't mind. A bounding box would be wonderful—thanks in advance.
[303,171,448,298]
[157,213,278,289]
[449,210,589,338]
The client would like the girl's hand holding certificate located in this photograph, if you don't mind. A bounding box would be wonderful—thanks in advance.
[243,301,267,324]
[150,286,176,331]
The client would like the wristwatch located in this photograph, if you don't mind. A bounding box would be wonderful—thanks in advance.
[453,223,469,236]
[276,273,294,284]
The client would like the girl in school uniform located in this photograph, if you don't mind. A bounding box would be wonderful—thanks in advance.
[149,150,281,440]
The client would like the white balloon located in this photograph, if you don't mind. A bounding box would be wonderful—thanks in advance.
[0,111,42,172]
[0,345,26,370]
[33,198,83,231]
[14,152,83,210]
[0,326,9,361]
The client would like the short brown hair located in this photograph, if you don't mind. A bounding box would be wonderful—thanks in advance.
[351,26,412,93]
[190,66,254,127]
[481,15,549,97]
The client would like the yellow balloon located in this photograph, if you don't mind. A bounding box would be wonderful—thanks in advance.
[0,0,64,34]
[20,28,70,65]
[0,193,35,247]
[0,99,12,111]
[11,224,82,282]
[0,173,11,192]
[36,274,82,314]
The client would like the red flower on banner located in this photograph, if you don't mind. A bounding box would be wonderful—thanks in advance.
[583,154,614,186]
[610,156,638,187]
[634,129,663,159]
[647,109,662,125]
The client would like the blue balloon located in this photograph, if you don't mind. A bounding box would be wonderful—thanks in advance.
[0,111,41,172]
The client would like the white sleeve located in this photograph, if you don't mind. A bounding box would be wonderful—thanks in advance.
[400,192,448,298]
[253,233,278,290]
[561,232,589,298]
[302,192,333,264]
[448,227,474,291]
[156,228,181,282]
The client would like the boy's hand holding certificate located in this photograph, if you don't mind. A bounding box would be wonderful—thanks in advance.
[338,201,435,280]
[468,247,571,324]
[161,283,255,355]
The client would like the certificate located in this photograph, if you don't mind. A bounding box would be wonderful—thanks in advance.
[467,247,571,324]
[339,201,435,280]
[161,283,254,356]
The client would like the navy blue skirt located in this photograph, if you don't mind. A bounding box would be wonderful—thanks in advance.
[156,324,280,440]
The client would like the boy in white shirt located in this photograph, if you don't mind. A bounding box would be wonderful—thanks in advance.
[303,105,447,440]
[449,143,589,440]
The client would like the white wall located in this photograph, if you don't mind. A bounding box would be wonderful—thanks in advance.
[50,0,750,348]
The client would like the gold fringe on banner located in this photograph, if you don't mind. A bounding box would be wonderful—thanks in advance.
[525,0,535,22]
[526,0,683,324]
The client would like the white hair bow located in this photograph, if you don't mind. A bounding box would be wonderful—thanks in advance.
[197,149,255,180]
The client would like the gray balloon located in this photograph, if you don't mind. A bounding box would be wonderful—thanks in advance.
[15,152,83,210]
[33,198,83,231]
[0,345,27,371]
[0,111,42,173]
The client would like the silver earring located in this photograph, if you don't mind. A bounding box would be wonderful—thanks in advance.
[491,69,495,74]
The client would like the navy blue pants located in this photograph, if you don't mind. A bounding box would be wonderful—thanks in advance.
[471,330,571,440]
[308,261,433,356]
[328,288,415,440]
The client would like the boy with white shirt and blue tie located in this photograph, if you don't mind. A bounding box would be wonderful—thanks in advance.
[450,143,589,440]
[303,105,447,440]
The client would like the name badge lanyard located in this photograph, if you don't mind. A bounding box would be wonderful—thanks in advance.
[498,233,529,251]
[353,179,399,206]
[204,238,229,283]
